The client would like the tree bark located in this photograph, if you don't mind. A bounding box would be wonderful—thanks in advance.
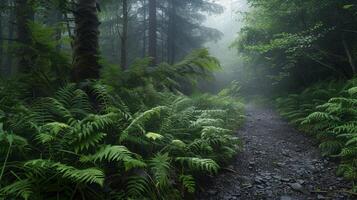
[148,0,157,64]
[142,0,147,57]
[15,0,34,73]
[4,0,15,76]
[120,0,128,70]
[72,0,101,82]
[342,35,356,75]
[167,0,176,64]
[0,7,3,74]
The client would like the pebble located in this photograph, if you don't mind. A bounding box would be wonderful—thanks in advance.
[289,182,303,191]
[207,189,217,195]
[273,175,282,180]
[280,196,293,200]
[266,190,273,197]
[282,178,290,182]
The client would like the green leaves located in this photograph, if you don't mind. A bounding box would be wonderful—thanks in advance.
[179,175,196,193]
[145,132,164,141]
[119,106,168,142]
[0,179,33,200]
[149,153,171,189]
[277,80,357,187]
[343,4,355,9]
[0,81,244,199]
[80,145,146,170]
[176,157,220,174]
[25,159,105,186]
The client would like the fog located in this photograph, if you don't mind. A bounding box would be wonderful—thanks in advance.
[204,0,250,91]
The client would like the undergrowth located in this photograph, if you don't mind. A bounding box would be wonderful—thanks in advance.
[0,53,244,199]
[276,78,357,192]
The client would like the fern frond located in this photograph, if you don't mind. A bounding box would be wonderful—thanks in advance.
[0,179,33,200]
[80,145,146,170]
[302,112,339,124]
[175,157,219,174]
[179,175,195,193]
[120,106,168,142]
[126,175,152,198]
[149,153,171,189]
[25,159,105,186]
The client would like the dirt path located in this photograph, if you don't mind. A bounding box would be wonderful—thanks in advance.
[198,104,353,200]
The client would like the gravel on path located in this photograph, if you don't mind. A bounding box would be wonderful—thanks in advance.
[198,104,353,200]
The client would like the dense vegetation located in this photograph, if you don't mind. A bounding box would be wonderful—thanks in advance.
[0,66,244,199]
[0,0,245,199]
[234,0,357,94]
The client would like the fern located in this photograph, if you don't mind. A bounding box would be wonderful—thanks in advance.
[119,106,168,142]
[80,145,146,170]
[179,175,195,193]
[0,179,33,200]
[176,157,219,174]
[149,153,171,190]
[0,78,244,199]
[126,175,152,199]
[24,159,105,186]
[277,79,357,187]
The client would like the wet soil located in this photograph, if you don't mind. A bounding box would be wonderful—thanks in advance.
[198,104,354,200]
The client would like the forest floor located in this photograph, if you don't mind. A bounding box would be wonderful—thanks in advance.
[198,104,354,200]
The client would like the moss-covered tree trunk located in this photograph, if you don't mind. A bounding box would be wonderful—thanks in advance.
[72,0,101,82]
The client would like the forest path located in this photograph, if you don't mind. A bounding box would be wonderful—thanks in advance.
[198,104,353,200]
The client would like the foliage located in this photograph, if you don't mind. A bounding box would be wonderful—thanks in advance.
[233,0,357,95]
[276,78,357,192]
[0,72,244,199]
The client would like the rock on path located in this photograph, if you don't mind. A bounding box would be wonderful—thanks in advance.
[198,104,353,200]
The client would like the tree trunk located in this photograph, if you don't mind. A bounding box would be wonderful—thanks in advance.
[4,0,15,76]
[120,0,128,70]
[15,0,34,73]
[0,8,3,74]
[342,35,356,75]
[72,0,101,82]
[167,0,176,64]
[142,0,147,57]
[148,0,157,64]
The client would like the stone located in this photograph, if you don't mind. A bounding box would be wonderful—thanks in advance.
[254,176,264,184]
[317,194,326,199]
[207,189,217,195]
[282,178,290,182]
[289,182,303,191]
[266,190,273,197]
[256,185,264,189]
[280,196,293,200]
[273,175,282,180]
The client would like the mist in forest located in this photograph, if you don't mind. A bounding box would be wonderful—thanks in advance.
[201,0,249,92]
